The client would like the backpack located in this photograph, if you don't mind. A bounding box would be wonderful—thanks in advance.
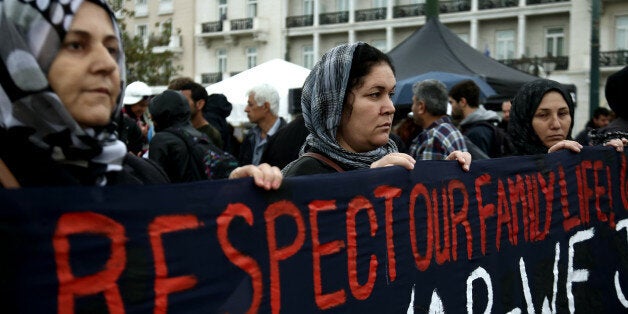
[466,121,515,158]
[164,127,239,180]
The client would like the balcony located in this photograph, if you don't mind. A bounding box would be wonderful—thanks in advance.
[134,3,148,17]
[600,50,628,67]
[438,0,471,13]
[151,35,182,54]
[479,0,518,10]
[526,0,570,5]
[356,8,386,22]
[201,21,223,33]
[158,0,173,15]
[393,4,425,18]
[231,18,253,31]
[286,15,314,28]
[498,56,569,76]
[197,17,269,46]
[319,11,349,25]
[201,72,223,84]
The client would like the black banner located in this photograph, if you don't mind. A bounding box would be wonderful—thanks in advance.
[1,147,627,313]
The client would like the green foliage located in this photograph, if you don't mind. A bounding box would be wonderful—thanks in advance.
[108,0,182,85]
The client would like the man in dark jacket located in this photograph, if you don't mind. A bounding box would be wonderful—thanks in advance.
[239,84,287,165]
[449,80,503,158]
[148,90,212,183]
[204,93,239,156]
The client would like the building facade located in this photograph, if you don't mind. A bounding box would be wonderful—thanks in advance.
[118,0,628,131]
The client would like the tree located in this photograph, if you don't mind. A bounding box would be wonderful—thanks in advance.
[108,0,182,85]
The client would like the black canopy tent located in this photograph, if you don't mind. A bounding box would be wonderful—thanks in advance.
[387,18,576,109]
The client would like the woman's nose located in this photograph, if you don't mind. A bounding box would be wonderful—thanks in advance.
[91,45,118,74]
[382,97,395,115]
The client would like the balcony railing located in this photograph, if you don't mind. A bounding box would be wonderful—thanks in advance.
[201,72,223,84]
[356,7,386,22]
[526,0,569,5]
[394,4,425,18]
[231,18,253,31]
[600,50,628,67]
[479,0,518,10]
[286,15,313,28]
[201,21,222,33]
[319,11,349,25]
[498,56,569,75]
[439,0,471,13]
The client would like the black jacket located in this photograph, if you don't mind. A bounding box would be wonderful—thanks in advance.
[261,115,309,169]
[239,117,287,166]
[0,127,169,187]
[149,90,209,183]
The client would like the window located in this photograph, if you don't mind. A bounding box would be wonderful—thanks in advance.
[159,0,173,14]
[136,24,148,46]
[217,49,227,73]
[616,16,628,50]
[336,0,348,11]
[247,0,257,18]
[219,0,227,20]
[135,0,148,17]
[303,45,314,69]
[545,27,564,57]
[495,30,515,60]
[304,0,313,15]
[246,47,257,69]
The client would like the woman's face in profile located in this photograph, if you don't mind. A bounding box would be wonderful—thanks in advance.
[531,91,572,148]
[337,63,396,153]
[47,1,120,128]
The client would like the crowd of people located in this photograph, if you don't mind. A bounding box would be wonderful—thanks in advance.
[0,0,625,191]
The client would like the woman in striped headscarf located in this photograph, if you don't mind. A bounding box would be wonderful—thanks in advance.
[0,0,282,189]
[283,42,470,176]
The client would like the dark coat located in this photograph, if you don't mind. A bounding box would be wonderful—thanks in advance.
[261,115,309,169]
[148,91,209,183]
[239,117,287,166]
[0,127,169,187]
[204,94,237,154]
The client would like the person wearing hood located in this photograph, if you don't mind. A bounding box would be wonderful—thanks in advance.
[0,0,170,187]
[449,80,503,157]
[508,79,624,156]
[204,93,239,156]
[590,66,628,146]
[149,90,282,188]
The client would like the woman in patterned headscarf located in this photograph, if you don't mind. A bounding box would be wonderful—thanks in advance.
[508,79,624,156]
[282,42,470,176]
[0,0,282,189]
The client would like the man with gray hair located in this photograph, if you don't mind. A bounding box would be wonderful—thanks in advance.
[240,84,287,165]
[409,79,467,160]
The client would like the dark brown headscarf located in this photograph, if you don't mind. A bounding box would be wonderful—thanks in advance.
[508,79,575,155]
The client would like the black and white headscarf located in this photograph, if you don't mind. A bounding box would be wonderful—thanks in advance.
[283,42,397,172]
[0,0,126,185]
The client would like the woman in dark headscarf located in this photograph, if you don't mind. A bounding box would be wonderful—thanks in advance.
[508,79,624,155]
[282,42,470,176]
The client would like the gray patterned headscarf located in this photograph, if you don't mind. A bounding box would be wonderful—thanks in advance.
[283,42,397,172]
[508,79,574,155]
[0,0,127,184]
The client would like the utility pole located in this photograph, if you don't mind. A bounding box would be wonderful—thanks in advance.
[589,0,600,118]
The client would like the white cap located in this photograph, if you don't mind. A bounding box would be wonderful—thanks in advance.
[123,81,153,105]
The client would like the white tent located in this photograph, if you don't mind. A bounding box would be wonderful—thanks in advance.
[205,59,311,126]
